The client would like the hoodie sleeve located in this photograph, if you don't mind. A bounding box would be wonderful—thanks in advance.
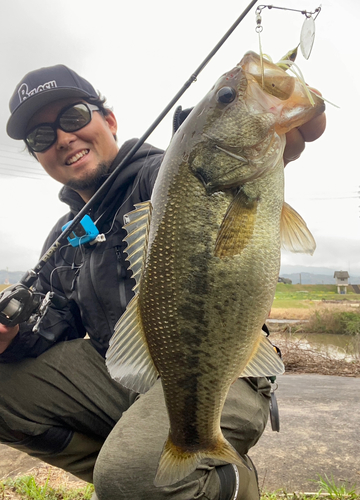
[137,150,164,201]
[0,225,86,363]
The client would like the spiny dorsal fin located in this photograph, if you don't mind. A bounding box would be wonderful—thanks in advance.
[280,202,316,255]
[123,201,152,292]
[106,295,158,393]
[239,333,285,378]
[214,190,258,258]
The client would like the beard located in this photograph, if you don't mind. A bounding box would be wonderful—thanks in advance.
[66,162,112,193]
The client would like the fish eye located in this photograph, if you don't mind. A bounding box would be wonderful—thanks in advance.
[217,87,237,104]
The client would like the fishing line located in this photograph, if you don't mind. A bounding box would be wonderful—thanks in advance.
[94,145,159,235]
[49,241,86,293]
[255,3,322,86]
[49,266,72,294]
[16,0,259,289]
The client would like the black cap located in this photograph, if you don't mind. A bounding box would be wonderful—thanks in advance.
[7,64,98,140]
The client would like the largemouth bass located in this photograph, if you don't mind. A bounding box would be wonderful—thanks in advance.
[106,51,325,487]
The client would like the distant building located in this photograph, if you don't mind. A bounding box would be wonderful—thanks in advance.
[278,277,292,284]
[334,271,349,294]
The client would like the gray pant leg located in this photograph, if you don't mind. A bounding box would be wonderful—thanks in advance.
[94,378,270,500]
[0,339,137,481]
[11,431,104,483]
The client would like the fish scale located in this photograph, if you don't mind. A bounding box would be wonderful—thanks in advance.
[106,51,325,487]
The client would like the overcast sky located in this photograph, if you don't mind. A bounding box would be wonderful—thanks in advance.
[0,0,359,276]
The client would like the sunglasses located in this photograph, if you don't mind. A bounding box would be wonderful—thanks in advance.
[25,102,100,153]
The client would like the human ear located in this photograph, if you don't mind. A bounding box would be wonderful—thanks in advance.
[105,111,117,136]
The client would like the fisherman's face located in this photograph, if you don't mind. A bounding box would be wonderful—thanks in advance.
[26,98,119,202]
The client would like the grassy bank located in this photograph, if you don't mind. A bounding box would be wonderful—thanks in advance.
[303,310,360,335]
[0,476,93,499]
[270,284,360,335]
[271,284,360,320]
[0,474,358,500]
[273,284,360,308]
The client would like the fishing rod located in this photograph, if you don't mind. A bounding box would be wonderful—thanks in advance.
[0,0,258,327]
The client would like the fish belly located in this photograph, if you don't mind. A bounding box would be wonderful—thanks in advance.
[139,161,283,486]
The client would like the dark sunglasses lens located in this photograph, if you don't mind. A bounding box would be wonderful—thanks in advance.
[60,103,91,132]
[26,126,56,153]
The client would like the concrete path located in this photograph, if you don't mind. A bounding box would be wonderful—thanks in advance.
[251,374,360,493]
[0,374,359,494]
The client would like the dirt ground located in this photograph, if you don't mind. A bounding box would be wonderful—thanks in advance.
[0,325,359,494]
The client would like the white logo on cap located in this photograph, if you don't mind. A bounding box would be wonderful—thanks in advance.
[18,80,57,102]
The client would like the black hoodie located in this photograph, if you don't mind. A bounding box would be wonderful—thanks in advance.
[0,140,164,362]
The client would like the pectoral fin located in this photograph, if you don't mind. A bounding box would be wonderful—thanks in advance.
[214,190,258,258]
[106,295,159,393]
[239,334,285,378]
[280,202,316,255]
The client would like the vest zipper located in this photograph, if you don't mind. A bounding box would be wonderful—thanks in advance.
[89,249,113,336]
[115,246,128,312]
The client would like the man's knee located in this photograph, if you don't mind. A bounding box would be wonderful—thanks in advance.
[94,455,260,500]
[221,378,271,456]
[217,457,260,500]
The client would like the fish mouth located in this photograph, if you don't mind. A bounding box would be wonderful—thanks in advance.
[204,143,280,193]
[202,134,249,165]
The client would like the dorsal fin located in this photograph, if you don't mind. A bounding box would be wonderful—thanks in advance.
[123,201,152,292]
[239,333,285,378]
[105,200,158,393]
[280,202,316,255]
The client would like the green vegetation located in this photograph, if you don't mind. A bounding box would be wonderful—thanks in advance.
[0,475,94,499]
[273,284,360,310]
[314,474,358,500]
[0,474,357,500]
[261,474,358,500]
[303,310,360,335]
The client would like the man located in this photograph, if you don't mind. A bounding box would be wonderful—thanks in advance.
[0,64,325,500]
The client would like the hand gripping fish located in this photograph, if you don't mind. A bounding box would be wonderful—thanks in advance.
[106,51,325,487]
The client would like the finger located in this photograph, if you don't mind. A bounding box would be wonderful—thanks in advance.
[0,324,19,335]
[283,127,305,166]
[297,112,326,143]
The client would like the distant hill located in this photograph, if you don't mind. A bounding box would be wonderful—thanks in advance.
[0,270,25,284]
[280,265,335,275]
[279,265,360,285]
[2,267,360,286]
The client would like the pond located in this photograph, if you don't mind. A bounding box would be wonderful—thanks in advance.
[283,331,360,361]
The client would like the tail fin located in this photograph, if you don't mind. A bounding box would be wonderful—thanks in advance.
[154,434,249,487]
